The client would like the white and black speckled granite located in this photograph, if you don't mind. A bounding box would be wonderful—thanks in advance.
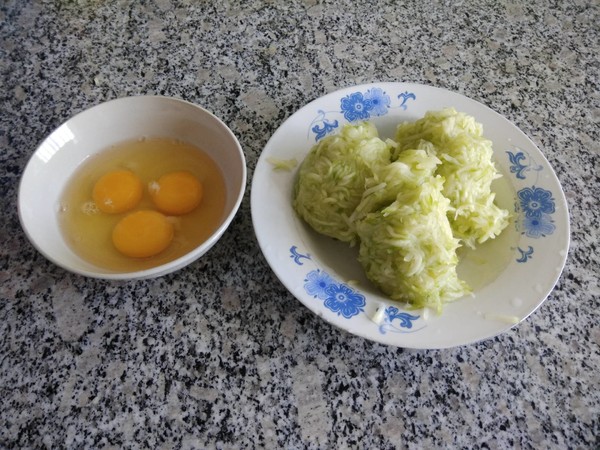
[1,0,598,448]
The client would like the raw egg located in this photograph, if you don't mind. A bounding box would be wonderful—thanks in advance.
[92,169,143,214]
[112,210,174,258]
[59,138,227,272]
[148,171,203,215]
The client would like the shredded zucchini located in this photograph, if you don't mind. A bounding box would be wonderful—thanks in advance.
[267,157,298,171]
[356,172,470,312]
[395,108,510,248]
[293,122,392,243]
[292,110,509,311]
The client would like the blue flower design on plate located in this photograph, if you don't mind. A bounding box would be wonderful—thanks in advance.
[378,306,420,335]
[364,87,391,117]
[516,187,556,238]
[323,282,366,319]
[506,149,543,180]
[506,146,558,262]
[516,246,534,263]
[340,92,373,122]
[303,269,365,318]
[521,214,556,238]
[290,245,311,265]
[304,269,334,300]
[340,88,393,122]
[310,112,339,141]
[290,246,422,329]
[308,86,415,141]
[518,186,556,218]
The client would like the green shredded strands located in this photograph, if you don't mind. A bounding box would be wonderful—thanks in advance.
[293,122,392,243]
[292,108,510,312]
[395,108,510,248]
[483,313,520,324]
[355,149,470,312]
[267,157,298,171]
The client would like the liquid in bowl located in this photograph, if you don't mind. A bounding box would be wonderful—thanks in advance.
[58,137,227,272]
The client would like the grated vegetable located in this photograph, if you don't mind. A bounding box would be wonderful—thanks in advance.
[293,122,392,243]
[292,110,509,311]
[395,108,510,248]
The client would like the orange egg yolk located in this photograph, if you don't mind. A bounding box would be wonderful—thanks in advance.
[92,170,143,214]
[112,210,174,258]
[148,171,203,215]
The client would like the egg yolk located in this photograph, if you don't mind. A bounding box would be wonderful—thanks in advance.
[112,210,174,258]
[148,171,203,215]
[92,170,143,214]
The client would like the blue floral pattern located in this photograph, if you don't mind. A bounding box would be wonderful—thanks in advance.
[290,245,311,265]
[521,214,556,238]
[290,246,422,331]
[516,246,534,263]
[303,268,365,318]
[311,112,339,141]
[516,186,556,238]
[506,147,558,262]
[308,87,415,141]
[304,269,335,299]
[340,92,373,122]
[506,149,543,180]
[378,307,421,335]
[367,87,391,116]
[518,187,556,218]
[322,282,366,319]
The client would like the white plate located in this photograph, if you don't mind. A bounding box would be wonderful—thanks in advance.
[251,82,570,349]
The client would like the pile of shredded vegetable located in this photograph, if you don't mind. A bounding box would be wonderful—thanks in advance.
[395,108,510,248]
[292,122,392,243]
[292,108,509,311]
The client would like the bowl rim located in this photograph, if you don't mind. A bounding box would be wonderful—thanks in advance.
[18,95,247,280]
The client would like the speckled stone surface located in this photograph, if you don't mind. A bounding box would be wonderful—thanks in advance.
[1,0,598,448]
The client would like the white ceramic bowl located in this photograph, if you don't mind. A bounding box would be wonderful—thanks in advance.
[18,96,246,279]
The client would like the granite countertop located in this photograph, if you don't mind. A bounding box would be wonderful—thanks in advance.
[1,0,598,448]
